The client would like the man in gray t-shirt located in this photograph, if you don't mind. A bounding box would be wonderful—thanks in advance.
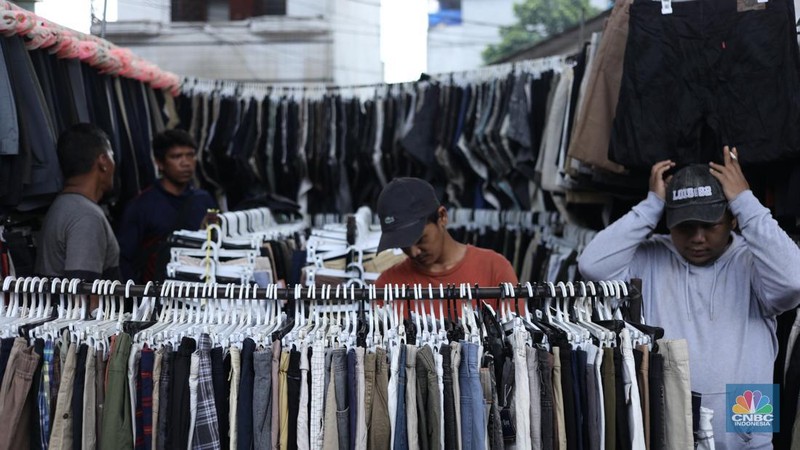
[35,123,120,281]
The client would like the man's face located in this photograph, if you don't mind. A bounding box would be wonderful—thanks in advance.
[402,211,446,269]
[669,212,736,266]
[157,145,197,186]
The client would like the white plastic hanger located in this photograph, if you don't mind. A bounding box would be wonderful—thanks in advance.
[426,284,438,347]
[365,285,376,350]
[466,284,480,345]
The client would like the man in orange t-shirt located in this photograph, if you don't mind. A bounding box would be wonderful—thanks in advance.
[375,178,518,299]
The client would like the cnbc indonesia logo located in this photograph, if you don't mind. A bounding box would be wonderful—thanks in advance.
[732,390,773,424]
[727,385,779,433]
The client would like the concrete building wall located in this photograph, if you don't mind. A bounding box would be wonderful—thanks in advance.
[116,0,169,23]
[331,0,382,85]
[426,0,515,74]
[97,0,382,85]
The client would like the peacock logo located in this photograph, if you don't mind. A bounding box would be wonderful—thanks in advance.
[731,390,773,415]
[727,385,779,432]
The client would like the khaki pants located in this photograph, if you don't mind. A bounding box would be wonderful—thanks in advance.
[151,348,163,450]
[658,339,693,450]
[83,346,97,450]
[50,343,78,450]
[405,345,419,450]
[279,350,290,450]
[368,348,390,450]
[0,338,40,450]
[636,344,651,450]
[271,341,281,450]
[552,346,567,450]
[228,347,241,450]
[566,0,634,174]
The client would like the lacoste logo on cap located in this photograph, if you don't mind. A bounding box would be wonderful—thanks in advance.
[384,216,395,224]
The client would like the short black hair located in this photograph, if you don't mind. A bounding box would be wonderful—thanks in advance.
[56,123,111,179]
[152,129,197,161]
[426,207,441,224]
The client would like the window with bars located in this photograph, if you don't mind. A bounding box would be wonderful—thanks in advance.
[172,0,287,21]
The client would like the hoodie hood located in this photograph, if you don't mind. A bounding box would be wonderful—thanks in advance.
[653,233,747,321]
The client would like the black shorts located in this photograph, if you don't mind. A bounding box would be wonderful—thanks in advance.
[610,0,800,169]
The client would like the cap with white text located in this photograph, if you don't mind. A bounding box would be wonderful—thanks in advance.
[665,164,728,229]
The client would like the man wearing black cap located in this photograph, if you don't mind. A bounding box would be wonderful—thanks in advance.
[579,147,800,448]
[375,177,517,292]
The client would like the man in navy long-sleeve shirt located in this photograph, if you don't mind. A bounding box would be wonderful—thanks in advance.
[117,129,216,282]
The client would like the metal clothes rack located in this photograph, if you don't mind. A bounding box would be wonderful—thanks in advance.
[0,277,641,305]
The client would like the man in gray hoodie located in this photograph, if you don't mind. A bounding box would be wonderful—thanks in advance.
[579,146,800,449]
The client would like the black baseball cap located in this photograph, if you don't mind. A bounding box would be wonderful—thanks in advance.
[665,164,728,229]
[377,178,440,252]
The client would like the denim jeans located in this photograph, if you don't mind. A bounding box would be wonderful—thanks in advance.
[458,341,486,450]
[388,347,399,447]
[393,345,408,450]
[348,349,358,450]
[331,348,350,450]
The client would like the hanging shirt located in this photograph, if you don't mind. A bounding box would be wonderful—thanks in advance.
[376,245,518,293]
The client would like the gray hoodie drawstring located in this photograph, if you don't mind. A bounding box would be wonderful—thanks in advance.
[685,263,691,320]
[710,260,719,320]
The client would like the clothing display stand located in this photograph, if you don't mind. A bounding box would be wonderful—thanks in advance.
[0,276,638,306]
[0,275,695,450]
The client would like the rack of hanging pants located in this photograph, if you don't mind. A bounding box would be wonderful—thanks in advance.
[0,276,695,450]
